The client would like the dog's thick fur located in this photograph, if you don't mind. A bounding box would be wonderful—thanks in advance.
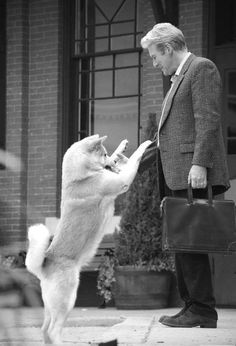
[25,135,151,344]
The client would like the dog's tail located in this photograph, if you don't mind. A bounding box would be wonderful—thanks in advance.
[25,224,51,279]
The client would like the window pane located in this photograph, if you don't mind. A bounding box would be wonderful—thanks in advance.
[228,126,236,137]
[115,68,138,96]
[228,140,236,154]
[215,0,236,45]
[95,5,107,24]
[111,22,134,36]
[111,35,134,50]
[227,100,236,136]
[95,38,108,52]
[96,0,124,21]
[93,97,138,157]
[95,71,113,98]
[229,100,236,113]
[115,0,135,21]
[95,55,113,70]
[116,53,138,67]
[96,24,108,38]
[229,72,236,95]
[227,99,236,154]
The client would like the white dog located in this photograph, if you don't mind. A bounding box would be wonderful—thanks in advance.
[25,135,151,344]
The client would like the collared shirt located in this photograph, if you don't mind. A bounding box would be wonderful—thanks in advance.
[175,51,191,76]
[157,51,191,146]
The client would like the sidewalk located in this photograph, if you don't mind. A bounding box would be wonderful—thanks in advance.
[0,307,235,345]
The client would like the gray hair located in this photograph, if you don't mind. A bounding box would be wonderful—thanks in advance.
[141,23,187,53]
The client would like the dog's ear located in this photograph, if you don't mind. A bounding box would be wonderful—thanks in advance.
[87,134,99,140]
[87,135,107,152]
[99,136,107,144]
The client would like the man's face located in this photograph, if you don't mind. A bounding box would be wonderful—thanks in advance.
[148,44,175,76]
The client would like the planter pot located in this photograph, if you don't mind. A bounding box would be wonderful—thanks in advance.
[114,266,171,309]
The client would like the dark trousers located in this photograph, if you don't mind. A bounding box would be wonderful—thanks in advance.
[157,150,217,320]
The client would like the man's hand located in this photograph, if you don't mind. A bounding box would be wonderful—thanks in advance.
[188,165,207,188]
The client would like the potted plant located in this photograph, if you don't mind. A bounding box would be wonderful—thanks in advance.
[97,113,175,309]
[0,251,42,307]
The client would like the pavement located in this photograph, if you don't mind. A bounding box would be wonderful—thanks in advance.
[0,307,235,346]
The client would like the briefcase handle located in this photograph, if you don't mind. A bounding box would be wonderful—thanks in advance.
[187,183,213,205]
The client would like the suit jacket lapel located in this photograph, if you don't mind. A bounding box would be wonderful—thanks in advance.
[159,53,196,131]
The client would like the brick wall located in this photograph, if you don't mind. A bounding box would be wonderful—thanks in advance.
[140,0,163,141]
[0,0,63,247]
[0,0,29,245]
[179,0,206,56]
[27,0,62,226]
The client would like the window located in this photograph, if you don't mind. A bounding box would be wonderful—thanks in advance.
[215,0,236,46]
[226,70,236,154]
[73,0,143,157]
[209,0,236,178]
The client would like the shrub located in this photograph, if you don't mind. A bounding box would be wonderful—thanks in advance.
[97,113,175,303]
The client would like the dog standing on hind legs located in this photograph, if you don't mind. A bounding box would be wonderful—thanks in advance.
[25,134,151,344]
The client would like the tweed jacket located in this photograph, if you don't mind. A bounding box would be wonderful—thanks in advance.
[139,53,230,193]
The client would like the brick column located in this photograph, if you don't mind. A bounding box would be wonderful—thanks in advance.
[27,0,62,225]
[179,0,206,56]
[140,1,165,141]
[0,0,29,246]
[0,0,63,247]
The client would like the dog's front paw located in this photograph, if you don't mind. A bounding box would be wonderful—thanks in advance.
[114,139,128,157]
[110,140,128,161]
[119,139,129,153]
[138,140,152,153]
[130,140,152,163]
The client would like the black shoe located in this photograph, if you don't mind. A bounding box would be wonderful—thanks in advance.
[160,309,217,328]
[159,304,189,323]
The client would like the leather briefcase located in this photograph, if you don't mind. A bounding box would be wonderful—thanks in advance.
[161,184,236,254]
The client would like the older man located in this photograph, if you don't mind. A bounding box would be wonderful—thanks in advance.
[139,23,230,328]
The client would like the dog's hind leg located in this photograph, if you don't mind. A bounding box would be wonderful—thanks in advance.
[41,305,52,344]
[45,269,79,344]
[41,280,53,344]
